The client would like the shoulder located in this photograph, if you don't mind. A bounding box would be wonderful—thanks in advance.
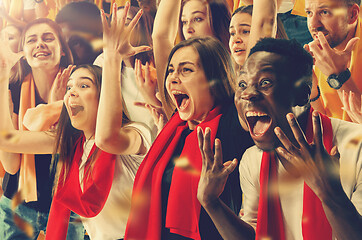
[239,146,263,177]
[330,118,362,200]
[330,118,362,148]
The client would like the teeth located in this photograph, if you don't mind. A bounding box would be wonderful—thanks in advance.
[34,52,50,57]
[246,112,267,117]
[172,90,185,95]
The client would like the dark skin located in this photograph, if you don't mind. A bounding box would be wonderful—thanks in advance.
[275,111,362,240]
[197,51,362,240]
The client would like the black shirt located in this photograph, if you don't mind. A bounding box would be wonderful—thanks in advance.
[2,81,54,213]
[161,102,254,239]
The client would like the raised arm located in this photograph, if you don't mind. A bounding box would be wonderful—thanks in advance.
[0,36,54,174]
[152,0,182,117]
[95,3,150,155]
[246,0,278,56]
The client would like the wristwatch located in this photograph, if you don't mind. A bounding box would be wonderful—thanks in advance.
[326,68,351,90]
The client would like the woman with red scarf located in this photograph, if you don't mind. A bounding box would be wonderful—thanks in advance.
[125,36,254,240]
[0,3,152,239]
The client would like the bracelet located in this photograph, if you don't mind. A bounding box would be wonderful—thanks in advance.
[310,86,320,102]
[35,0,44,3]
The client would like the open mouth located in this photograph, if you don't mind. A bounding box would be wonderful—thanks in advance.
[69,105,84,116]
[245,111,272,137]
[173,91,190,111]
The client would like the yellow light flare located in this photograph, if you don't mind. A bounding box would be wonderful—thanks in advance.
[174,156,200,175]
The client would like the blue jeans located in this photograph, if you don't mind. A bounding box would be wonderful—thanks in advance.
[0,195,85,240]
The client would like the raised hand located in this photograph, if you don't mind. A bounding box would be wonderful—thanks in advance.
[341,90,362,124]
[0,33,24,81]
[307,32,359,76]
[49,65,75,103]
[197,127,238,207]
[101,2,151,59]
[134,59,161,107]
[274,111,341,201]
[134,102,167,133]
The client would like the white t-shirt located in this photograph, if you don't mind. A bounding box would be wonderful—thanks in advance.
[239,117,362,240]
[93,54,157,141]
[78,122,152,240]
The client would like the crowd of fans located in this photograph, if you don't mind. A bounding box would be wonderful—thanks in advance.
[0,0,361,240]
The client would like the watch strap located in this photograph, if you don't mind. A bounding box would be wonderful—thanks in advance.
[327,68,351,89]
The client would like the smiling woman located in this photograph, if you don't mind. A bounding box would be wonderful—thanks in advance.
[0,18,83,240]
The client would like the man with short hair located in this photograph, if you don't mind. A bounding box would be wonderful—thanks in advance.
[304,0,361,121]
[197,38,362,240]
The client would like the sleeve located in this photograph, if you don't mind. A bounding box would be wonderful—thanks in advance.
[239,146,262,229]
[350,142,362,215]
[332,119,362,215]
[123,122,152,158]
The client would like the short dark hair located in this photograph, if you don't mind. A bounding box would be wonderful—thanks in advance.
[249,38,313,86]
[346,0,361,6]
[249,38,314,106]
[164,36,235,111]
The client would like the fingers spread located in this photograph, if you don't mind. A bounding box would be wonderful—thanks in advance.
[214,138,223,167]
[312,111,323,150]
[286,113,308,149]
[222,159,238,176]
[274,126,298,155]
[128,8,143,33]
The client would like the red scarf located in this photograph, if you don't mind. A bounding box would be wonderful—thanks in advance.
[256,109,333,240]
[45,135,116,240]
[125,106,222,240]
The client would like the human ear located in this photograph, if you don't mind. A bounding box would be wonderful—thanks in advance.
[348,4,359,24]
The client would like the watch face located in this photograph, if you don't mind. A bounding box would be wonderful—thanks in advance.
[328,78,341,89]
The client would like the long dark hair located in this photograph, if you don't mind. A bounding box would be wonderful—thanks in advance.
[52,65,131,189]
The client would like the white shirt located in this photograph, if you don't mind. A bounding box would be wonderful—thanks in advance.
[93,53,157,141]
[79,123,152,240]
[239,118,362,240]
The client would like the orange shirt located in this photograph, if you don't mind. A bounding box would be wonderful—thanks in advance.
[314,19,362,121]
[292,0,307,17]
